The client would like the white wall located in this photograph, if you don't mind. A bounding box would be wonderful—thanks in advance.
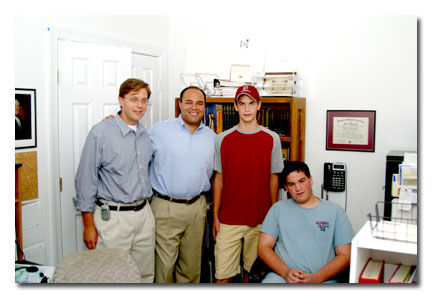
[305,16,416,232]
[14,15,417,265]
[169,15,417,232]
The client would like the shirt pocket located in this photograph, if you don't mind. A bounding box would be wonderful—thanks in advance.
[100,144,122,173]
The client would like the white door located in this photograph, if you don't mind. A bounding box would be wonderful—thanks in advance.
[131,53,162,128]
[57,40,131,257]
[57,40,164,259]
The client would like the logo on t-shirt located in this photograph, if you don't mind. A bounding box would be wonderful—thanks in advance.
[316,221,330,232]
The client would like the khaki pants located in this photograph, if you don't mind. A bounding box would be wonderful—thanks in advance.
[151,195,206,283]
[214,224,261,280]
[94,200,155,283]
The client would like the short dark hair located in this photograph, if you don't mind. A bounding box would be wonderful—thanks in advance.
[119,78,151,99]
[179,86,206,102]
[279,160,311,187]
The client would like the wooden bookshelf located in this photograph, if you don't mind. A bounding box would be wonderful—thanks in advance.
[175,96,306,161]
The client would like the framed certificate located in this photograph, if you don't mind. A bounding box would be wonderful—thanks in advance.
[326,110,376,152]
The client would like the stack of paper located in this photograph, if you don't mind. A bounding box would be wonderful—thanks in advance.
[391,152,417,203]
[399,152,417,192]
[213,79,245,97]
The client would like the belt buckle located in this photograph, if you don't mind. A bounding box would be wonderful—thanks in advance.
[186,195,197,205]
[134,199,145,211]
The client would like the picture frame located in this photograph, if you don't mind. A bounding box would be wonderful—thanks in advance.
[15,88,37,149]
[326,110,376,152]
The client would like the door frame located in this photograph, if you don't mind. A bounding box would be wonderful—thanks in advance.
[49,25,167,264]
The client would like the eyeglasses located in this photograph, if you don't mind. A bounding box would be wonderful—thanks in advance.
[127,97,149,105]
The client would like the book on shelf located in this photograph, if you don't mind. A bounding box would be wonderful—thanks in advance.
[259,107,290,136]
[281,147,289,160]
[383,263,399,283]
[388,264,415,283]
[406,266,417,283]
[205,103,239,133]
[205,104,216,131]
[222,104,238,131]
[216,104,223,134]
[359,258,384,283]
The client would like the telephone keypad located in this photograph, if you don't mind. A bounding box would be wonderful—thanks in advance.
[331,171,345,190]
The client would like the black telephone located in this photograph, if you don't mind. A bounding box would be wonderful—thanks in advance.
[323,162,346,192]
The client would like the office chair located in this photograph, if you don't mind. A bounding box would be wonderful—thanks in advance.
[53,248,141,283]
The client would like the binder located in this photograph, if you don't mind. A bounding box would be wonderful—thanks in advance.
[383,263,399,283]
[359,258,384,283]
[407,266,417,283]
[388,264,412,283]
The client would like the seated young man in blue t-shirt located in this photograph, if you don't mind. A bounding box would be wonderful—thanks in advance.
[258,161,354,283]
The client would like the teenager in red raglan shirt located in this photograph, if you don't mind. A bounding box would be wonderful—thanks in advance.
[212,85,284,283]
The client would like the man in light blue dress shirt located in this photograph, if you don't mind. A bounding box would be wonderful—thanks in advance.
[73,79,155,283]
[149,86,216,283]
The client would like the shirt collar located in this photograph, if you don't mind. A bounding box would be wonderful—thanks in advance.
[115,114,145,136]
[177,115,204,132]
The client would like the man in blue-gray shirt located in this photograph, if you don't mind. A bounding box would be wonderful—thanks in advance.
[73,78,155,283]
[149,86,216,283]
[258,161,354,283]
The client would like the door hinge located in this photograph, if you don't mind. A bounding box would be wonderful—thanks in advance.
[57,69,60,84]
[59,177,63,192]
[158,80,161,90]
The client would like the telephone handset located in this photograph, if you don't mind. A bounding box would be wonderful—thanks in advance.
[323,162,346,192]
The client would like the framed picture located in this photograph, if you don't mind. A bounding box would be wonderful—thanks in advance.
[326,110,376,152]
[15,88,37,149]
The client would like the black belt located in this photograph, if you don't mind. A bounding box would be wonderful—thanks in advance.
[153,190,201,205]
[96,198,147,211]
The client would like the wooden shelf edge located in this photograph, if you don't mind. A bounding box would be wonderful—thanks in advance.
[279,136,292,142]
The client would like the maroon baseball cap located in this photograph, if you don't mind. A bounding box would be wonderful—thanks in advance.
[235,85,260,102]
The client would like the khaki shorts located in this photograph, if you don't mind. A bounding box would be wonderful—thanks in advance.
[214,223,261,280]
